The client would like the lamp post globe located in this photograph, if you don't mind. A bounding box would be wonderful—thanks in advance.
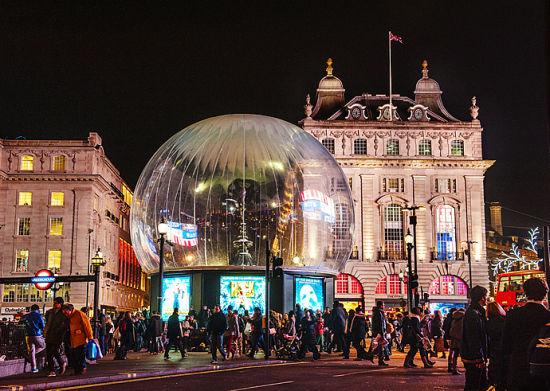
[91,247,105,337]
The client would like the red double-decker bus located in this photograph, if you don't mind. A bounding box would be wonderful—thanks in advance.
[495,270,546,310]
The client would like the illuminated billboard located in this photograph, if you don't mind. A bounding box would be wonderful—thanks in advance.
[161,275,191,321]
[300,189,335,223]
[295,276,324,312]
[167,221,198,247]
[429,302,466,317]
[220,275,265,315]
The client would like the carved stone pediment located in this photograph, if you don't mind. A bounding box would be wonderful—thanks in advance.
[459,132,474,139]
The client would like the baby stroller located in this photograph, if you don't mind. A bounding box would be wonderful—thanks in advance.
[274,333,301,360]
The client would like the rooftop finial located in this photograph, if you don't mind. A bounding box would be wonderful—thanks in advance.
[469,96,479,120]
[304,94,313,118]
[422,60,429,79]
[326,58,333,76]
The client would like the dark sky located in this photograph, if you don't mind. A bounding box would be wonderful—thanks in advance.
[0,1,548,228]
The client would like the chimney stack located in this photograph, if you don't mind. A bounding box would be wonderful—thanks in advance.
[489,202,503,236]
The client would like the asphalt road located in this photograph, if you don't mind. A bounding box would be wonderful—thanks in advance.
[61,354,465,391]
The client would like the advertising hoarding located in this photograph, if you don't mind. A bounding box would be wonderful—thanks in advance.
[295,276,324,312]
[161,275,191,321]
[220,275,265,315]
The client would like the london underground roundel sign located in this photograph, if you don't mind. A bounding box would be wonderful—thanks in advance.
[31,269,55,290]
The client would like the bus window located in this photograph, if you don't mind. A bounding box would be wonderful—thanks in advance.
[509,275,523,291]
[498,277,510,292]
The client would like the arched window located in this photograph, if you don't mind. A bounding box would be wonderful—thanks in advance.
[450,140,464,156]
[336,273,364,295]
[418,139,432,156]
[353,138,367,155]
[383,204,403,260]
[322,138,335,154]
[429,275,468,296]
[20,155,34,171]
[52,155,66,171]
[435,205,456,260]
[386,139,400,156]
[375,274,408,295]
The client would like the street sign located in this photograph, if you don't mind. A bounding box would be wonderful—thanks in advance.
[31,269,55,290]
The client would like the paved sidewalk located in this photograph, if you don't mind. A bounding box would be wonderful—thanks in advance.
[0,351,284,391]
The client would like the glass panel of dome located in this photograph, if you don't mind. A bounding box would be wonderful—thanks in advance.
[130,115,354,274]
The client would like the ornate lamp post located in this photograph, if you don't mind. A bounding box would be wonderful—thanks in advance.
[91,248,106,337]
[404,230,414,312]
[462,241,476,294]
[157,218,169,317]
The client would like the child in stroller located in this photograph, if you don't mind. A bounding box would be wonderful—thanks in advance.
[275,332,301,360]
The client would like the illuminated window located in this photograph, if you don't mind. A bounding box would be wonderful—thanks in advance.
[418,139,432,156]
[450,140,464,156]
[16,284,30,302]
[333,203,351,253]
[375,276,387,295]
[386,139,399,156]
[2,285,15,302]
[336,273,348,294]
[18,192,32,206]
[17,217,31,235]
[122,185,133,206]
[429,275,468,296]
[353,138,367,155]
[383,178,404,193]
[322,138,335,154]
[435,205,456,260]
[350,278,363,294]
[20,155,34,171]
[49,217,63,236]
[51,192,64,206]
[52,155,66,171]
[48,250,62,270]
[15,249,29,272]
[436,178,457,193]
[383,204,403,260]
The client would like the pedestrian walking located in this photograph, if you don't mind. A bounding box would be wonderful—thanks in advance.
[225,306,240,359]
[371,301,388,366]
[146,312,163,354]
[448,308,464,375]
[350,307,368,360]
[502,277,550,391]
[207,304,227,364]
[21,304,46,373]
[403,307,433,368]
[43,297,68,377]
[486,301,506,391]
[329,301,349,359]
[61,304,93,375]
[298,310,320,360]
[431,310,445,358]
[117,312,135,360]
[247,307,264,358]
[164,308,185,360]
[461,285,489,391]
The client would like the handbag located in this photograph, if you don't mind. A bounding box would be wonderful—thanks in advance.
[113,327,121,340]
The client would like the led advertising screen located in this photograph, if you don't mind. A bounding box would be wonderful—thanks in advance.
[161,276,191,321]
[300,189,335,223]
[220,275,266,315]
[429,302,466,317]
[295,276,325,312]
[167,221,198,247]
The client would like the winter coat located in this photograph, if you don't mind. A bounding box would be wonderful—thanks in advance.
[166,314,182,338]
[486,314,505,358]
[197,309,209,328]
[44,309,68,344]
[460,303,488,362]
[295,308,304,325]
[371,307,386,336]
[120,318,135,347]
[146,315,163,338]
[431,316,443,338]
[442,312,453,339]
[284,317,296,336]
[331,306,347,333]
[227,313,240,336]
[300,318,317,343]
[207,312,227,335]
[21,310,45,337]
[350,314,367,340]
[449,310,464,349]
[67,309,93,348]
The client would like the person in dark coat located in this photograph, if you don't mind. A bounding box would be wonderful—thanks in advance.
[371,301,388,366]
[403,307,433,368]
[443,308,457,371]
[328,301,349,359]
[207,304,227,364]
[247,307,264,358]
[164,308,184,360]
[350,307,368,360]
[44,297,68,377]
[294,304,304,329]
[118,312,135,360]
[461,285,489,391]
[197,306,210,329]
[146,312,163,354]
[431,310,445,358]
[298,310,320,360]
[502,277,550,391]
[486,301,506,391]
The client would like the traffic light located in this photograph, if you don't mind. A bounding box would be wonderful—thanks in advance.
[272,257,283,278]
[423,292,430,303]
[410,274,419,290]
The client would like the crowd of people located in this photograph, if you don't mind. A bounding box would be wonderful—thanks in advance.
[11,277,550,391]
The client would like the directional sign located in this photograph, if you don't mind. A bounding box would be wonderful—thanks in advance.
[32,269,55,290]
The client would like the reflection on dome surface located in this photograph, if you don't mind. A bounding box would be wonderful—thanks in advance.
[130,114,354,274]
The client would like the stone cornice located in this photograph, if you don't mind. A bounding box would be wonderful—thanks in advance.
[302,118,483,132]
[338,158,495,171]
[0,172,113,192]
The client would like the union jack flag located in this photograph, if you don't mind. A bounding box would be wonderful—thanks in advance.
[389,31,403,44]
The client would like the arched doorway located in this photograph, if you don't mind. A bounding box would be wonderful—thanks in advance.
[335,273,364,312]
[374,274,408,311]
[428,275,468,315]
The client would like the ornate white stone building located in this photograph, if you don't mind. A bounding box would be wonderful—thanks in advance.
[0,132,148,316]
[302,59,494,311]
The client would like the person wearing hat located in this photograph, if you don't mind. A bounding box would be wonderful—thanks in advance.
[461,285,489,390]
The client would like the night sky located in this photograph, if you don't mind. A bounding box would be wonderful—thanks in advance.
[0,1,548,228]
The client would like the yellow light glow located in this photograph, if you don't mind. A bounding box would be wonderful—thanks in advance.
[51,192,64,206]
[194,182,208,193]
[185,254,195,263]
[266,161,285,171]
[20,155,34,171]
[18,192,32,206]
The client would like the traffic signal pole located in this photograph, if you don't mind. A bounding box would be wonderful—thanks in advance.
[265,240,271,359]
[543,226,550,304]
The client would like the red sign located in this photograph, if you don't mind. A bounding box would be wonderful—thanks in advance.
[32,269,55,290]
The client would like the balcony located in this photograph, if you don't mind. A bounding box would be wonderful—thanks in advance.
[430,251,464,261]
[378,249,407,261]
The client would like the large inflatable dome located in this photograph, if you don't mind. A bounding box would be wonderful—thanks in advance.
[130,114,354,274]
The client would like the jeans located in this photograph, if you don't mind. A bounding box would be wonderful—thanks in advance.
[464,362,488,391]
[46,342,65,372]
[331,331,349,358]
[210,333,226,361]
[71,344,87,374]
[27,336,45,370]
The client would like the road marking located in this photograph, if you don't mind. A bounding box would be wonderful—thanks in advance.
[52,362,303,390]
[332,367,394,377]
[228,381,295,391]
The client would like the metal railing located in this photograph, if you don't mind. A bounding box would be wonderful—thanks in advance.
[377,250,407,261]
[430,251,464,261]
[0,322,27,360]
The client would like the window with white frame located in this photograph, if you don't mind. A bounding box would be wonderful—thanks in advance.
[383,178,404,193]
[418,139,432,156]
[450,140,464,156]
[48,249,62,270]
[51,192,64,206]
[322,138,335,154]
[435,205,456,260]
[52,155,66,171]
[15,249,29,272]
[386,139,400,156]
[17,217,31,235]
[436,178,457,193]
[20,155,34,171]
[383,204,403,259]
[2,285,15,302]
[18,192,32,206]
[353,138,367,155]
[333,203,352,254]
[49,217,63,236]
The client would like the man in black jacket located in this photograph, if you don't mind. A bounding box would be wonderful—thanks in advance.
[351,307,368,360]
[461,285,488,391]
[371,301,388,366]
[502,277,550,391]
[164,308,185,360]
[328,301,349,359]
[207,305,227,364]
[44,297,68,377]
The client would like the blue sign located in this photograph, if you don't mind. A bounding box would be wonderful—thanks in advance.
[31,276,56,284]
[161,276,191,321]
[220,275,266,315]
[295,276,324,312]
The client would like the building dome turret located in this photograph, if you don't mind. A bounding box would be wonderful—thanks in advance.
[414,60,458,121]
[310,58,345,119]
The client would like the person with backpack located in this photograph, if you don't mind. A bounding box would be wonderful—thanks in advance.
[449,308,465,375]
[502,277,550,391]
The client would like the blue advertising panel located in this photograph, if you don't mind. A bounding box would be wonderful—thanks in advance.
[161,276,191,321]
[220,275,266,315]
[429,302,466,317]
[295,276,324,312]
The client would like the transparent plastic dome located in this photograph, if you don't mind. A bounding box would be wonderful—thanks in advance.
[130,114,354,274]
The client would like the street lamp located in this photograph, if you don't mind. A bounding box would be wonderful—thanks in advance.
[157,218,169,318]
[91,248,106,337]
[404,230,414,312]
[462,241,476,294]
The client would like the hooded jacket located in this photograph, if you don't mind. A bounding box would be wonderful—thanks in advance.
[461,303,488,362]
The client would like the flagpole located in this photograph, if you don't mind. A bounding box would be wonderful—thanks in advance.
[388,31,393,121]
